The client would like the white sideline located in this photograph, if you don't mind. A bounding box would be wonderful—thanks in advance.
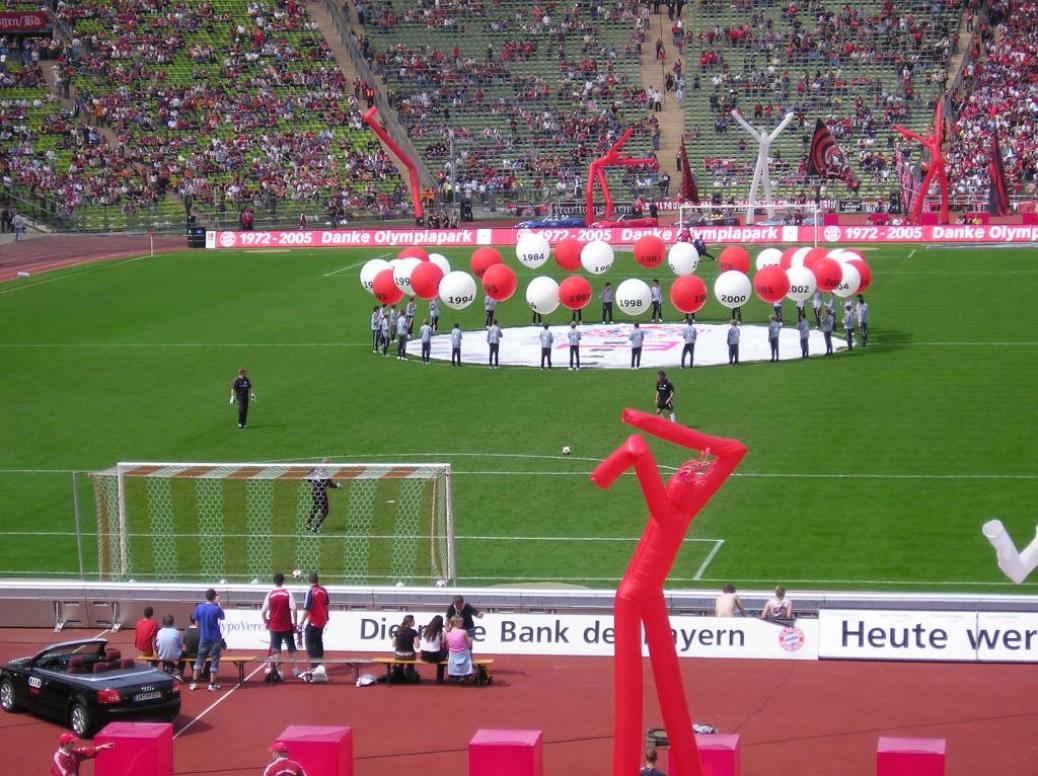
[693,539,725,580]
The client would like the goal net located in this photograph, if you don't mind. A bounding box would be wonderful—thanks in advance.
[677,202,822,228]
[89,462,454,586]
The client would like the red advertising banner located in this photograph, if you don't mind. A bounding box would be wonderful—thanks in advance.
[206,223,1038,250]
[0,12,48,31]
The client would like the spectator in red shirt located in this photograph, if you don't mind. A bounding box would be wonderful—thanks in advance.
[264,742,306,776]
[134,606,158,656]
[300,573,329,670]
[51,733,114,776]
[261,573,298,683]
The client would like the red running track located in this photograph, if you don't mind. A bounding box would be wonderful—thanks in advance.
[0,234,188,283]
[0,628,1036,774]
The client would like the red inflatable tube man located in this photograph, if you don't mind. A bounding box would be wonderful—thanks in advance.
[591,409,747,776]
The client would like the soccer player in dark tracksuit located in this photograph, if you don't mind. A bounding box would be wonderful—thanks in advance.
[655,371,676,422]
[230,368,255,428]
[306,459,342,533]
[693,236,715,261]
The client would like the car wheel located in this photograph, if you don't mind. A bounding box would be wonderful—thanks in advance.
[0,679,17,712]
[69,701,94,738]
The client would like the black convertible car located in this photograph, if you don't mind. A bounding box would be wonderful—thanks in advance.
[0,639,180,737]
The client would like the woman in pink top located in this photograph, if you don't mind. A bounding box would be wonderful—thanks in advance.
[445,615,472,681]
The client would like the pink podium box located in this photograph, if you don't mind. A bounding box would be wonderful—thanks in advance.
[275,725,353,776]
[668,734,740,776]
[877,737,946,776]
[469,729,543,776]
[94,721,173,776]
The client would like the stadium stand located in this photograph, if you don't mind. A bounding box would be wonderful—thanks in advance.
[677,0,964,209]
[0,0,408,231]
[948,0,1037,203]
[359,0,660,212]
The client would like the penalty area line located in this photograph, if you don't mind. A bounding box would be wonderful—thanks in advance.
[324,252,393,277]
[693,539,725,580]
[173,663,268,740]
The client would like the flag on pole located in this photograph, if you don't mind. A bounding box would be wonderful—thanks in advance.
[987,131,1010,216]
[895,149,918,217]
[804,119,860,192]
[679,141,699,205]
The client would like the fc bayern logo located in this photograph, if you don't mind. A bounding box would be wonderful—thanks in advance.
[823,225,841,243]
[778,626,805,652]
[219,231,236,248]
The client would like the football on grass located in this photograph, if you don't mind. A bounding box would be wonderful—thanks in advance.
[562,446,572,455]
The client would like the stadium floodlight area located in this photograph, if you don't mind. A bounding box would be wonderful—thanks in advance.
[90,462,454,586]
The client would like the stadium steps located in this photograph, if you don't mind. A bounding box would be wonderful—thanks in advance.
[638,9,685,197]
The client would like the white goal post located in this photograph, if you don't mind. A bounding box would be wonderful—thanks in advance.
[89,462,454,586]
[676,202,822,230]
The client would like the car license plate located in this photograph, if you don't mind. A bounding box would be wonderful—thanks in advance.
[134,691,162,702]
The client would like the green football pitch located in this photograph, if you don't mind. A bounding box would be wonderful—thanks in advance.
[1,243,1036,592]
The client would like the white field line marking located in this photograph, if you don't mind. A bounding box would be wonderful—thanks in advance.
[693,539,725,580]
[0,530,715,543]
[911,342,1038,346]
[0,254,153,296]
[324,252,392,277]
[457,574,1037,587]
[173,663,267,740]
[908,249,917,258]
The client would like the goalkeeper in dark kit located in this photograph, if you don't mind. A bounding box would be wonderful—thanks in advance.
[306,458,342,533]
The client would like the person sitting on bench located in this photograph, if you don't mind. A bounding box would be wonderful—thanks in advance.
[392,615,420,683]
[445,616,474,683]
[418,615,446,664]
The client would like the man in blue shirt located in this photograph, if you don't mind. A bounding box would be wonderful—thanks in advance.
[640,748,666,776]
[189,588,225,692]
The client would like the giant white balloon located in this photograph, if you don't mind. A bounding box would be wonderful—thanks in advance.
[755,248,783,270]
[438,271,477,310]
[615,278,652,317]
[393,257,423,293]
[788,247,812,267]
[360,258,392,293]
[429,252,451,275]
[516,234,551,270]
[833,262,862,298]
[785,265,817,303]
[580,240,615,275]
[667,242,699,275]
[713,270,752,309]
[525,276,560,315]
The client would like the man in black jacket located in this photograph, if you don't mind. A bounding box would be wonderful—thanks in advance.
[446,595,483,637]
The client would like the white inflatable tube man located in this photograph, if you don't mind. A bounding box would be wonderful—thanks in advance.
[983,520,1038,584]
[730,109,794,223]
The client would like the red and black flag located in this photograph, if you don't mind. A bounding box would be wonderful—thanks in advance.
[805,119,860,192]
[679,141,699,205]
[987,131,1010,216]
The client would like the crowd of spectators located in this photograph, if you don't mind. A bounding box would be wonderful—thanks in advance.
[0,0,407,224]
[682,0,961,199]
[948,0,1037,201]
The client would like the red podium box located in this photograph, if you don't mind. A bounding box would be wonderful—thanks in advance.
[877,737,946,776]
[94,721,173,776]
[469,728,543,776]
[275,725,353,776]
[668,734,740,776]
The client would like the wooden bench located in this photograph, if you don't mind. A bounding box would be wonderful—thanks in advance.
[139,654,374,685]
[371,656,494,686]
[139,653,256,686]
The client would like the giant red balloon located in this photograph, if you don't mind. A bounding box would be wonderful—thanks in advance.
[482,263,518,302]
[811,257,843,293]
[470,247,503,278]
[802,247,830,272]
[848,259,872,293]
[555,237,583,271]
[718,246,751,274]
[558,275,593,310]
[398,247,429,261]
[409,261,444,300]
[634,236,666,269]
[372,268,404,304]
[669,275,708,314]
[753,265,790,303]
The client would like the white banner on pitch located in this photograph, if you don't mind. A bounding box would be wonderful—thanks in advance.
[220,610,818,661]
